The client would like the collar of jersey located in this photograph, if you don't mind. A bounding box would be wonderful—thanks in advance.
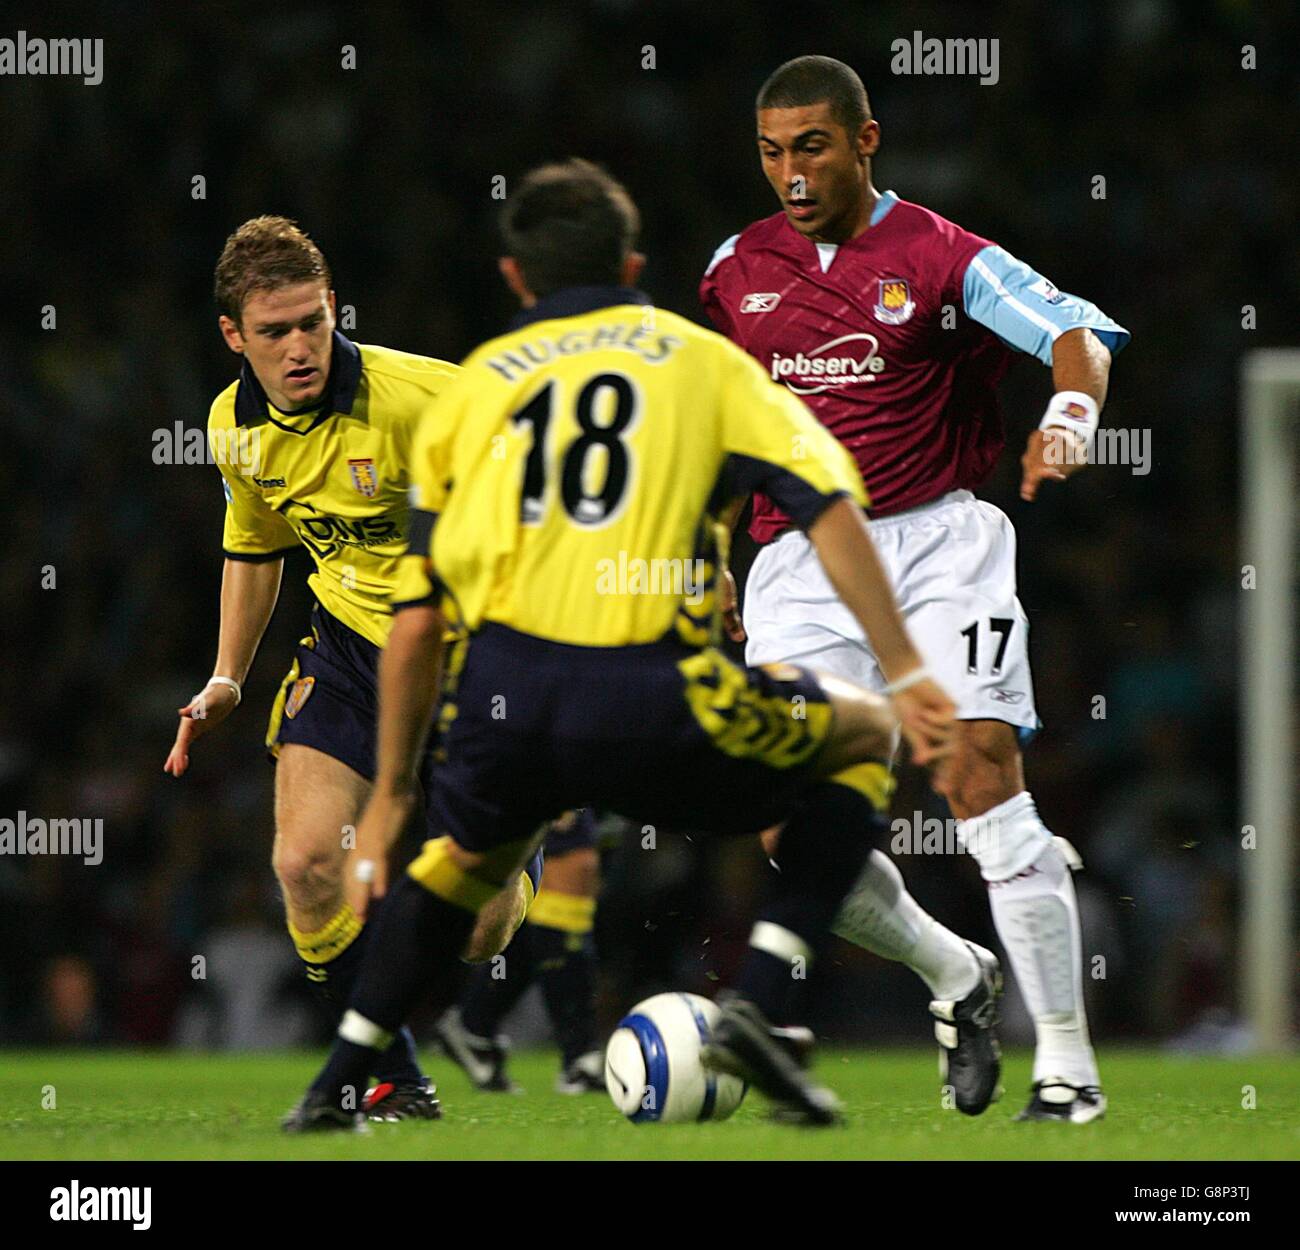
[234,331,362,432]
[509,284,652,330]
[778,188,900,255]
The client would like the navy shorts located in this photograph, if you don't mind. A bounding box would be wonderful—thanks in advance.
[427,623,837,855]
[543,808,599,857]
[267,602,396,783]
[523,847,544,895]
[267,605,549,892]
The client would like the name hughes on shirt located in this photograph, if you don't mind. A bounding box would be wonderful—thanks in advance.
[486,323,684,383]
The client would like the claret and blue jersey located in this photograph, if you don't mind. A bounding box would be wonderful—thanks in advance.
[700,190,1130,537]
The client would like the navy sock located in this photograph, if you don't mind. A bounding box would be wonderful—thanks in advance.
[309,1039,384,1112]
[300,906,424,1084]
[303,924,367,1011]
[375,1027,424,1085]
[535,925,598,1067]
[309,875,476,1106]
[461,923,537,1038]
[733,948,805,1025]
[734,781,881,1023]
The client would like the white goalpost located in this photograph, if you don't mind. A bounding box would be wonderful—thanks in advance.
[1240,348,1299,1052]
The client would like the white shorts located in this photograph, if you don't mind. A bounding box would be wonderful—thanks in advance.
[743,490,1040,736]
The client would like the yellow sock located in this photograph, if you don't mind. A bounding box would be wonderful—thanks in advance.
[288,902,363,976]
[526,889,596,935]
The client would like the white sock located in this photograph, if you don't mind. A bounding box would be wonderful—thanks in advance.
[975,806,1100,1089]
[832,850,979,1002]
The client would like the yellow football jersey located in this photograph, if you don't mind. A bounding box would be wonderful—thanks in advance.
[209,334,460,647]
[395,289,867,647]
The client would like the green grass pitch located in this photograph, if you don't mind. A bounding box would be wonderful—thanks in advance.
[1,1048,1296,1161]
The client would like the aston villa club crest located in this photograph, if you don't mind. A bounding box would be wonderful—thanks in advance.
[348,457,378,498]
[284,675,315,719]
[873,278,915,325]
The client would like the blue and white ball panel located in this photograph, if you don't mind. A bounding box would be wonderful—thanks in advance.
[604,992,745,1124]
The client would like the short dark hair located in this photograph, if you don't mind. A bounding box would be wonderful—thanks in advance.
[756,55,872,134]
[214,216,331,324]
[500,159,640,297]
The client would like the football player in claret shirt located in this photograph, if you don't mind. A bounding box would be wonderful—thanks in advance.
[283,159,957,1130]
[163,216,543,1120]
[701,57,1130,1122]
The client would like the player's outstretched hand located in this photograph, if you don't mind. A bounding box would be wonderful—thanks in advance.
[1020,429,1085,501]
[163,681,240,777]
[720,568,746,643]
[347,789,412,921]
[890,677,956,768]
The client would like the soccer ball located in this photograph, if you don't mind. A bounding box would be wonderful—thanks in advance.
[604,992,747,1123]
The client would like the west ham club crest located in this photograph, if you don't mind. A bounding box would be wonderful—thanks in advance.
[873,278,915,325]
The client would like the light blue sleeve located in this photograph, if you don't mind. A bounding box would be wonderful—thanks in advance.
[962,244,1130,364]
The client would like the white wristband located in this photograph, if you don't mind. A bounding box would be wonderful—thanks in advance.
[206,676,242,705]
[1038,390,1099,458]
[883,666,932,696]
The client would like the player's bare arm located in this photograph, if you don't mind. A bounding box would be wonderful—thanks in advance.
[164,555,283,776]
[807,497,956,765]
[349,599,446,919]
[1020,326,1114,501]
[714,497,747,642]
[719,566,745,642]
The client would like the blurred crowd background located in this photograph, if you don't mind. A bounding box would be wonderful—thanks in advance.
[1,1,1295,1052]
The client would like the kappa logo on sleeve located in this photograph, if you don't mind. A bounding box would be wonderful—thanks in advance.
[1028,277,1067,305]
[739,292,781,313]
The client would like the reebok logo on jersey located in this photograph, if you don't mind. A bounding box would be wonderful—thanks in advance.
[770,333,885,395]
[740,292,781,313]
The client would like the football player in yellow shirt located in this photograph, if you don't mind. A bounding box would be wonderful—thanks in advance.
[283,162,956,1130]
[164,217,539,1120]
